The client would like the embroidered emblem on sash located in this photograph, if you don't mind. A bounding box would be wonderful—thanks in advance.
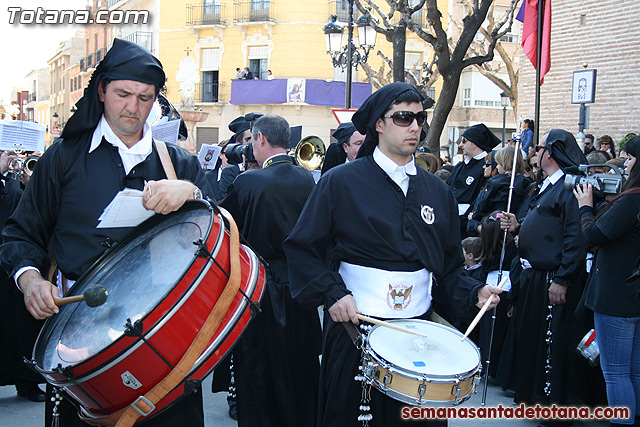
[465,176,475,185]
[421,205,435,225]
[387,284,413,311]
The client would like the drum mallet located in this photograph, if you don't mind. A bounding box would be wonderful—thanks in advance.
[356,314,427,338]
[54,285,109,308]
[461,276,508,342]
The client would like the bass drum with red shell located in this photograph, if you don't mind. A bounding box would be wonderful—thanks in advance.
[30,200,265,423]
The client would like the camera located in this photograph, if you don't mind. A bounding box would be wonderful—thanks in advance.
[223,143,256,167]
[563,164,626,196]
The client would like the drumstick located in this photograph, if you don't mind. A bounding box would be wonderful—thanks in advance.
[461,276,508,342]
[356,314,428,338]
[54,285,109,308]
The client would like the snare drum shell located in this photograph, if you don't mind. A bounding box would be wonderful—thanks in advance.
[32,203,265,420]
[364,319,481,406]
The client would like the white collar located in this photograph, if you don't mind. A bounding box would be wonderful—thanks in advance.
[539,168,565,193]
[89,116,153,155]
[464,151,488,165]
[373,146,417,177]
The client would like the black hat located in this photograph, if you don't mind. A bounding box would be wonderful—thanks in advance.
[625,135,640,158]
[352,82,425,158]
[546,129,588,171]
[228,116,251,142]
[61,38,165,139]
[332,122,357,145]
[462,124,501,152]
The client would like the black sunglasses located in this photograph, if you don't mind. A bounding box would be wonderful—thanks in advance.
[383,111,428,127]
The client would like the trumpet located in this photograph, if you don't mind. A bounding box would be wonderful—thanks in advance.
[294,136,326,171]
[10,154,40,179]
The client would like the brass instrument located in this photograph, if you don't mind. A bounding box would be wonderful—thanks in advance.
[294,135,326,171]
[9,154,40,179]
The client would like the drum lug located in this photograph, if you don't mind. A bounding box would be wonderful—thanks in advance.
[185,379,201,394]
[54,363,76,382]
[451,378,462,405]
[417,375,428,404]
[383,372,393,386]
[193,239,212,259]
[124,318,144,337]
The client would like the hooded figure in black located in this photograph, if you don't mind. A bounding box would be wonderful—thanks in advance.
[507,129,604,407]
[0,38,211,427]
[320,122,355,175]
[284,82,501,427]
[448,123,501,238]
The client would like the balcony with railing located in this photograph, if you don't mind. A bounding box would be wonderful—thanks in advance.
[234,0,274,23]
[195,81,224,103]
[187,3,225,26]
[87,53,94,69]
[123,31,154,54]
[80,58,86,72]
[96,48,103,65]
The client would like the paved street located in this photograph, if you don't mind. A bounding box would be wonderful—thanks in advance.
[1,374,610,426]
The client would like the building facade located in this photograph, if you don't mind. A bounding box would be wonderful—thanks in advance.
[517,0,640,147]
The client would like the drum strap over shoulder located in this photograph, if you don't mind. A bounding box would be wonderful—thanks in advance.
[154,140,177,180]
[82,207,243,427]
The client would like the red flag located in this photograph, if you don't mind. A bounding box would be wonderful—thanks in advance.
[521,0,551,84]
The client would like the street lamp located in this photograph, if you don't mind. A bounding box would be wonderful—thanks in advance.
[52,112,59,129]
[500,91,509,147]
[323,1,377,108]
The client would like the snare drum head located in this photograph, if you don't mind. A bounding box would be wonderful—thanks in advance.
[34,202,214,371]
[367,319,480,377]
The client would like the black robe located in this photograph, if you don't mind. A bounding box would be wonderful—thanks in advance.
[447,157,487,237]
[284,156,483,427]
[220,154,322,427]
[514,178,603,406]
[320,142,347,175]
[0,132,212,427]
[471,173,530,223]
[0,176,45,387]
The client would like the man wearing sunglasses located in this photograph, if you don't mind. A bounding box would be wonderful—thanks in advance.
[284,82,501,426]
[448,123,501,238]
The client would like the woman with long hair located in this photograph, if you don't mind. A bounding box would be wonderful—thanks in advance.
[574,136,640,425]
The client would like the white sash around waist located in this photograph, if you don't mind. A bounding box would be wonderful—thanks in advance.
[339,262,432,318]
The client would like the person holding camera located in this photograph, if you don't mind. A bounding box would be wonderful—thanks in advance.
[573,136,640,426]
[500,130,595,410]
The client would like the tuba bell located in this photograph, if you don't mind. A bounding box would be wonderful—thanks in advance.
[294,136,326,171]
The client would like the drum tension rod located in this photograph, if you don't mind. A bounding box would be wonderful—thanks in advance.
[124,318,174,370]
[193,239,262,318]
[54,363,76,382]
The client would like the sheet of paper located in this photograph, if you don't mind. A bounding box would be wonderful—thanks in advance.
[97,189,155,228]
[0,120,46,151]
[151,119,180,145]
[198,144,221,170]
[457,203,471,216]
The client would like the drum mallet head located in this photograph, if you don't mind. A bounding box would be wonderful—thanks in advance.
[84,285,109,307]
[54,285,109,308]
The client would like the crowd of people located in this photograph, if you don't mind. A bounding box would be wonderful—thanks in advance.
[1,39,639,427]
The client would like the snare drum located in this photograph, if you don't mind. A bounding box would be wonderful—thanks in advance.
[362,319,481,406]
[30,201,265,422]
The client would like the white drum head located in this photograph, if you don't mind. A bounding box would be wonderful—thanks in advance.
[367,319,480,377]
